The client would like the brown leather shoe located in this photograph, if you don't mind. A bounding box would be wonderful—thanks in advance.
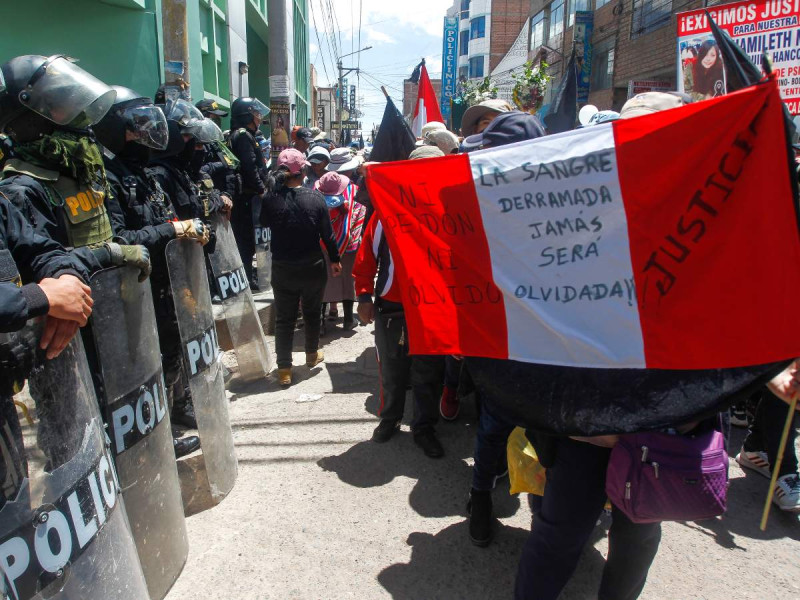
[306,350,324,367]
[278,368,292,386]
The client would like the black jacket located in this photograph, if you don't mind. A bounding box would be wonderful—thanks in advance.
[0,174,111,274]
[260,186,340,263]
[230,128,268,196]
[0,194,88,332]
[198,141,240,199]
[149,158,206,222]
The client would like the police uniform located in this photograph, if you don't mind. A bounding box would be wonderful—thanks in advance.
[0,193,89,508]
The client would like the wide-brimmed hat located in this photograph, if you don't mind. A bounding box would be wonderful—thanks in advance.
[424,129,459,154]
[326,147,360,172]
[313,130,328,141]
[619,92,690,119]
[315,171,349,207]
[461,99,513,137]
[415,121,447,145]
[409,145,445,160]
[307,145,331,164]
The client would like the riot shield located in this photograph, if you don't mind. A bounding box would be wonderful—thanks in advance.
[209,215,272,381]
[90,266,188,600]
[166,238,237,502]
[254,225,272,292]
[1,335,149,600]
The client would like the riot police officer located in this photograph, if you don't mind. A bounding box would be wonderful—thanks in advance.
[229,97,270,287]
[94,86,206,456]
[1,192,93,508]
[196,99,238,219]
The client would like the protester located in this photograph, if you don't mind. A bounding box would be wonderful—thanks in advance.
[460,98,513,137]
[292,126,315,154]
[260,148,341,386]
[315,171,366,331]
[424,128,460,154]
[303,145,330,190]
[736,389,800,512]
[353,145,447,458]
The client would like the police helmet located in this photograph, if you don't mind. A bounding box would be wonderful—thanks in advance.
[162,98,223,143]
[0,55,116,138]
[94,86,168,155]
[230,97,269,128]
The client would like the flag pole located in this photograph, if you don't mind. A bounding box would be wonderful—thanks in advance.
[381,86,389,99]
[760,393,798,530]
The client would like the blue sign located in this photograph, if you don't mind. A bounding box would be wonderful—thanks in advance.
[574,11,594,104]
[440,16,459,126]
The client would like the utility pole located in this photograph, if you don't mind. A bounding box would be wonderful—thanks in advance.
[337,46,372,146]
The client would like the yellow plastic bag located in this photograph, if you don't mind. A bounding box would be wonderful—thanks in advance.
[507,426,546,496]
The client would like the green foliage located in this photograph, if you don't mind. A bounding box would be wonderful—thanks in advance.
[511,61,551,112]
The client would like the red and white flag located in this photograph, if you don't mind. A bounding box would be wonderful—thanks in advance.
[410,63,444,137]
[366,80,800,371]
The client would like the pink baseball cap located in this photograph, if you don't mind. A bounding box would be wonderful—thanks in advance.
[277,148,307,174]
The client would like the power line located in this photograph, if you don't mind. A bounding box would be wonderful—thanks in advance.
[309,0,333,84]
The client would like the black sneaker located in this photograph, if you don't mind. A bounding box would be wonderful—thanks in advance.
[372,419,400,443]
[467,489,493,547]
[172,402,198,430]
[173,435,200,458]
[342,318,357,330]
[413,429,444,458]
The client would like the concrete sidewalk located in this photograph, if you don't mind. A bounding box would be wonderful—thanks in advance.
[166,322,800,600]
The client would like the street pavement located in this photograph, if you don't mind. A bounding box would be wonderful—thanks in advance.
[166,320,800,600]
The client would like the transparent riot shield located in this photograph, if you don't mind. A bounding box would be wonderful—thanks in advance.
[254,225,272,292]
[166,238,237,502]
[209,216,272,381]
[1,335,149,600]
[90,266,188,600]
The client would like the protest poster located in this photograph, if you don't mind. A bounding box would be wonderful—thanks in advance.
[677,1,800,112]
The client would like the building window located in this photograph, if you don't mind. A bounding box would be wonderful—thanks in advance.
[460,30,470,56]
[590,37,615,90]
[459,65,469,81]
[631,0,672,38]
[568,0,590,27]
[549,0,564,41]
[596,0,611,7]
[530,10,546,50]
[460,0,470,19]
[293,0,309,125]
[470,16,485,40]
[198,0,230,102]
[469,56,484,78]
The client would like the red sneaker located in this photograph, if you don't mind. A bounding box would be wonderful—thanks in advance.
[439,386,460,421]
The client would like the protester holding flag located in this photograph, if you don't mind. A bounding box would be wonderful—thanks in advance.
[353,145,447,458]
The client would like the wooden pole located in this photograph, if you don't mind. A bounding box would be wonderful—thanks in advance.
[381,86,389,99]
[760,394,798,530]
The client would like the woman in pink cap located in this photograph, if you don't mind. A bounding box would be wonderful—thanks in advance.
[260,148,341,386]
[314,171,366,331]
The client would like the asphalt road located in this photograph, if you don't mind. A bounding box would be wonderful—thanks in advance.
[166,320,800,600]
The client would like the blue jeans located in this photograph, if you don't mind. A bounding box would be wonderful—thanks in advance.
[472,398,515,491]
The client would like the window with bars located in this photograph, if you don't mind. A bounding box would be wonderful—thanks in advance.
[549,0,564,41]
[568,0,589,27]
[198,0,230,102]
[631,0,672,38]
[293,0,309,126]
[530,10,546,50]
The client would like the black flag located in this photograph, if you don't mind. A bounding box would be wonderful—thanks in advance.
[409,59,425,85]
[370,97,416,163]
[543,48,578,134]
[706,11,761,92]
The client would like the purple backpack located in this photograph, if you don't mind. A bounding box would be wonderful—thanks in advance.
[605,425,728,523]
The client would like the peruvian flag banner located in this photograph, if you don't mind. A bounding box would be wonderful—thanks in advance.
[411,63,444,136]
[366,81,800,372]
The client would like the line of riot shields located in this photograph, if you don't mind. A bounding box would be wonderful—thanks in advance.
[2,227,271,600]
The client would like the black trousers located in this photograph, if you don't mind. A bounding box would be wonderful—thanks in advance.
[0,395,25,509]
[152,281,188,411]
[515,437,661,600]
[272,256,327,369]
[373,304,442,434]
[743,387,798,477]
[232,194,257,283]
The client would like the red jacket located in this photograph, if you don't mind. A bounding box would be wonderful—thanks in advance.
[353,218,402,303]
